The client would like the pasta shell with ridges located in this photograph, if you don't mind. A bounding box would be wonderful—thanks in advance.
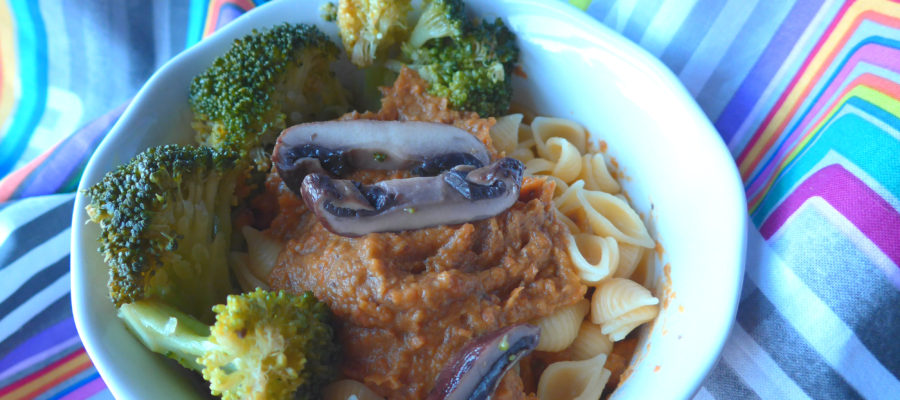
[566,233,619,284]
[537,353,611,400]
[591,278,659,341]
[567,321,614,361]
[490,113,524,154]
[535,299,590,352]
[322,379,384,400]
[532,116,588,158]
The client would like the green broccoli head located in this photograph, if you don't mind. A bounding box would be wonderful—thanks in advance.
[85,144,241,322]
[402,17,520,117]
[407,0,466,48]
[337,0,413,67]
[190,23,350,170]
[118,289,340,400]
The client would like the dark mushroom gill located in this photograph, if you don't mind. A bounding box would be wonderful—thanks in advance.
[300,158,524,237]
[273,120,491,194]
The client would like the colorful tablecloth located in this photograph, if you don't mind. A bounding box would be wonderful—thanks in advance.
[1,0,898,399]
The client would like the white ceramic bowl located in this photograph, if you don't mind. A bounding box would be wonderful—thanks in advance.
[71,0,747,398]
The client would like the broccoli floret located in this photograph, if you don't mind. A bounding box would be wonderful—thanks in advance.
[320,2,338,22]
[190,23,350,170]
[407,0,466,48]
[118,289,340,400]
[337,0,412,67]
[401,17,519,116]
[85,144,241,322]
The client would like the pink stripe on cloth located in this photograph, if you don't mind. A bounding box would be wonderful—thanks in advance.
[760,163,900,267]
[56,376,106,400]
[735,0,854,169]
[745,43,900,198]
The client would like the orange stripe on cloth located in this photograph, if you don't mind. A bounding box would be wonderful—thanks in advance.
[0,348,92,400]
[0,139,60,202]
[0,0,20,133]
[736,0,900,179]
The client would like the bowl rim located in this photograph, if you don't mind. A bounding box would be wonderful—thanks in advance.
[70,0,748,398]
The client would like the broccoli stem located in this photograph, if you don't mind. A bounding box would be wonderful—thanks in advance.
[118,289,338,399]
[118,300,214,371]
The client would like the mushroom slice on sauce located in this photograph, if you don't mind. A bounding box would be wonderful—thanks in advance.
[427,324,541,400]
[273,120,491,194]
[300,158,525,237]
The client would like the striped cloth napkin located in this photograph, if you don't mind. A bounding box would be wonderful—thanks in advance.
[1,0,898,399]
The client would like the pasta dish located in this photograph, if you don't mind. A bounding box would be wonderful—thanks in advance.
[241,69,660,399]
[83,2,662,399]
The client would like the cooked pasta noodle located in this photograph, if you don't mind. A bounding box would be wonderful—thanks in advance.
[322,379,385,400]
[554,208,580,234]
[535,299,590,352]
[531,116,587,157]
[489,113,524,154]
[524,158,555,177]
[577,153,620,194]
[613,242,643,279]
[229,252,269,291]
[536,353,611,400]
[526,137,583,183]
[555,183,654,248]
[242,226,284,281]
[506,115,661,380]
[526,154,582,194]
[566,233,619,284]
[567,321,614,361]
[591,278,659,341]
[510,144,536,163]
[542,175,570,197]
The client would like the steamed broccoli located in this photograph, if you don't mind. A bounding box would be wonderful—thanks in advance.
[320,2,338,22]
[118,289,340,400]
[401,17,519,116]
[190,23,350,170]
[336,0,412,67]
[407,0,466,48]
[85,144,241,322]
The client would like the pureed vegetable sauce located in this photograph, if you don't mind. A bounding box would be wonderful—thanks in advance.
[264,69,587,399]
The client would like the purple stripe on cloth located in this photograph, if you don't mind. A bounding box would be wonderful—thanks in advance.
[745,43,900,199]
[215,3,248,31]
[55,374,105,400]
[0,318,78,374]
[714,0,823,140]
[782,41,900,150]
[759,163,900,267]
[15,103,127,199]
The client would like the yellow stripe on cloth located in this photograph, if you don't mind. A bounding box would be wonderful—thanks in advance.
[0,351,92,400]
[0,0,19,134]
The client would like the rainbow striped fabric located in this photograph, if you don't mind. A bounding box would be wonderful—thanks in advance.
[0,0,898,399]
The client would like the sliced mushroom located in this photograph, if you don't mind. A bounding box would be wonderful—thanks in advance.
[427,324,541,400]
[300,158,524,236]
[274,120,491,193]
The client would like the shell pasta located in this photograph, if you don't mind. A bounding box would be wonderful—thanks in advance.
[526,137,583,183]
[577,153,620,193]
[323,379,385,400]
[531,116,588,157]
[567,321,614,361]
[537,353,612,400]
[535,299,590,352]
[554,183,654,248]
[566,233,619,284]
[490,114,663,396]
[591,278,659,341]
